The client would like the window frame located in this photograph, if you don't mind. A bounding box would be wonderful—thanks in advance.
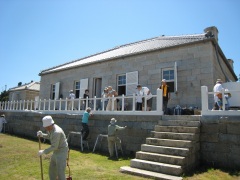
[162,68,175,93]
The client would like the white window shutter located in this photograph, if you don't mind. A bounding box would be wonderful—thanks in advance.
[126,71,138,96]
[55,82,60,100]
[80,78,88,98]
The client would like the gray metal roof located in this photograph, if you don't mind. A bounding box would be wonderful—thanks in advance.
[9,82,40,92]
[40,33,207,75]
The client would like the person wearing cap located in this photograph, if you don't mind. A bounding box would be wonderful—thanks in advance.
[37,115,68,180]
[106,86,118,111]
[159,79,170,115]
[68,90,76,110]
[0,114,7,133]
[136,87,144,111]
[136,84,152,111]
[213,79,224,110]
[107,118,127,158]
[81,107,93,140]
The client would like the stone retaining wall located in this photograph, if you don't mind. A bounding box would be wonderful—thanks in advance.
[200,116,240,169]
[1,111,240,169]
[1,111,159,154]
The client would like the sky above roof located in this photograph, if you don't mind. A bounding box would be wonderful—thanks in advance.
[0,0,239,91]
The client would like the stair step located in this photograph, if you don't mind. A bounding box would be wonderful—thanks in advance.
[158,120,200,127]
[152,131,199,141]
[141,144,189,156]
[155,125,199,133]
[120,166,183,180]
[136,151,185,165]
[146,138,193,148]
[130,159,183,176]
[162,115,200,121]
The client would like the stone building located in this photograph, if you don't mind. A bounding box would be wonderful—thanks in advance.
[39,26,237,110]
[9,81,40,101]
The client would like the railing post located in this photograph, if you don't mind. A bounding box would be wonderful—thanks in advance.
[201,86,209,112]
[53,99,56,111]
[222,88,225,111]
[65,98,68,111]
[86,97,89,109]
[93,96,96,111]
[19,100,22,110]
[156,89,163,113]
[38,99,41,111]
[30,100,33,110]
[132,93,136,111]
[102,98,105,112]
[59,98,62,111]
[43,99,46,111]
[78,98,81,111]
[23,100,26,110]
[16,101,18,110]
[144,96,147,111]
[71,99,74,111]
[111,96,114,111]
[48,99,51,111]
[121,94,125,112]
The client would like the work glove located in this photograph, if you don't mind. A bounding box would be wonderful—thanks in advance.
[38,150,44,156]
[37,131,43,137]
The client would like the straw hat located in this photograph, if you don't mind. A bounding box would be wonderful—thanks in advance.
[42,116,54,127]
[110,118,117,124]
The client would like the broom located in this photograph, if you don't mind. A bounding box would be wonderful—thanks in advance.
[66,149,72,180]
[38,135,44,180]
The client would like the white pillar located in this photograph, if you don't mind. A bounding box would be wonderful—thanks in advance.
[132,93,136,111]
[121,94,125,112]
[156,89,163,113]
[201,86,209,112]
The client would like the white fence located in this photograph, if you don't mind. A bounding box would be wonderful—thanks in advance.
[201,86,240,116]
[0,89,163,115]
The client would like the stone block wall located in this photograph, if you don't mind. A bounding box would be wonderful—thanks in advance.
[200,116,240,169]
[1,111,159,155]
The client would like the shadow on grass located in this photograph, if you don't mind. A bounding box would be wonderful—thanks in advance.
[183,165,240,178]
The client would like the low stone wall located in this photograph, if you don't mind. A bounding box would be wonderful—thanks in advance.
[0,111,159,155]
[200,116,240,169]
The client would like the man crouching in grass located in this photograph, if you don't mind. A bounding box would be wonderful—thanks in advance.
[37,115,68,180]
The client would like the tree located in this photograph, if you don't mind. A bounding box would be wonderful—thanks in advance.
[18,82,22,87]
[0,90,9,102]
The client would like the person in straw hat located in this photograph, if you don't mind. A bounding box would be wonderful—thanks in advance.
[107,118,127,158]
[0,114,7,133]
[213,79,224,110]
[37,115,68,180]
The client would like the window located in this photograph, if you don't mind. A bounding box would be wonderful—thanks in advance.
[75,81,80,98]
[50,84,55,100]
[117,74,126,96]
[117,71,138,96]
[162,69,175,92]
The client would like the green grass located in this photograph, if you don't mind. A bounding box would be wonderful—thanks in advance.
[1,134,240,180]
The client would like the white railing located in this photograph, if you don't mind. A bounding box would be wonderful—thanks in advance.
[0,89,163,115]
[201,86,240,115]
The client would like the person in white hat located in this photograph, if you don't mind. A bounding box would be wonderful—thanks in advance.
[107,118,127,158]
[213,79,224,110]
[37,116,68,180]
[0,114,7,133]
[68,90,76,110]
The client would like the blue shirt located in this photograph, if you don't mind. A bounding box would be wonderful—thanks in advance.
[82,111,90,124]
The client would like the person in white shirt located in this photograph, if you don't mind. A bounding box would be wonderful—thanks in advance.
[68,90,76,110]
[136,88,144,111]
[136,85,152,111]
[213,79,224,110]
[0,114,7,133]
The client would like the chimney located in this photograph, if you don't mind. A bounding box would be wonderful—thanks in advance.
[228,59,234,69]
[204,26,219,42]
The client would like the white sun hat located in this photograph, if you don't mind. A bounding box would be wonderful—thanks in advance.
[42,115,55,127]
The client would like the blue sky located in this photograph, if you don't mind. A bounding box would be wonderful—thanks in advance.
[0,0,239,92]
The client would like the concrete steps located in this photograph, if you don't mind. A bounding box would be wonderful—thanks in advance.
[136,151,185,166]
[120,117,200,179]
[130,159,183,176]
[146,138,193,148]
[155,125,200,133]
[120,166,183,180]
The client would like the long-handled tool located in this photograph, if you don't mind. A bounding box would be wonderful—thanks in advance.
[66,149,72,180]
[38,135,44,180]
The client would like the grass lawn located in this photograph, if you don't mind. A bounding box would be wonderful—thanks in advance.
[0,134,240,180]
